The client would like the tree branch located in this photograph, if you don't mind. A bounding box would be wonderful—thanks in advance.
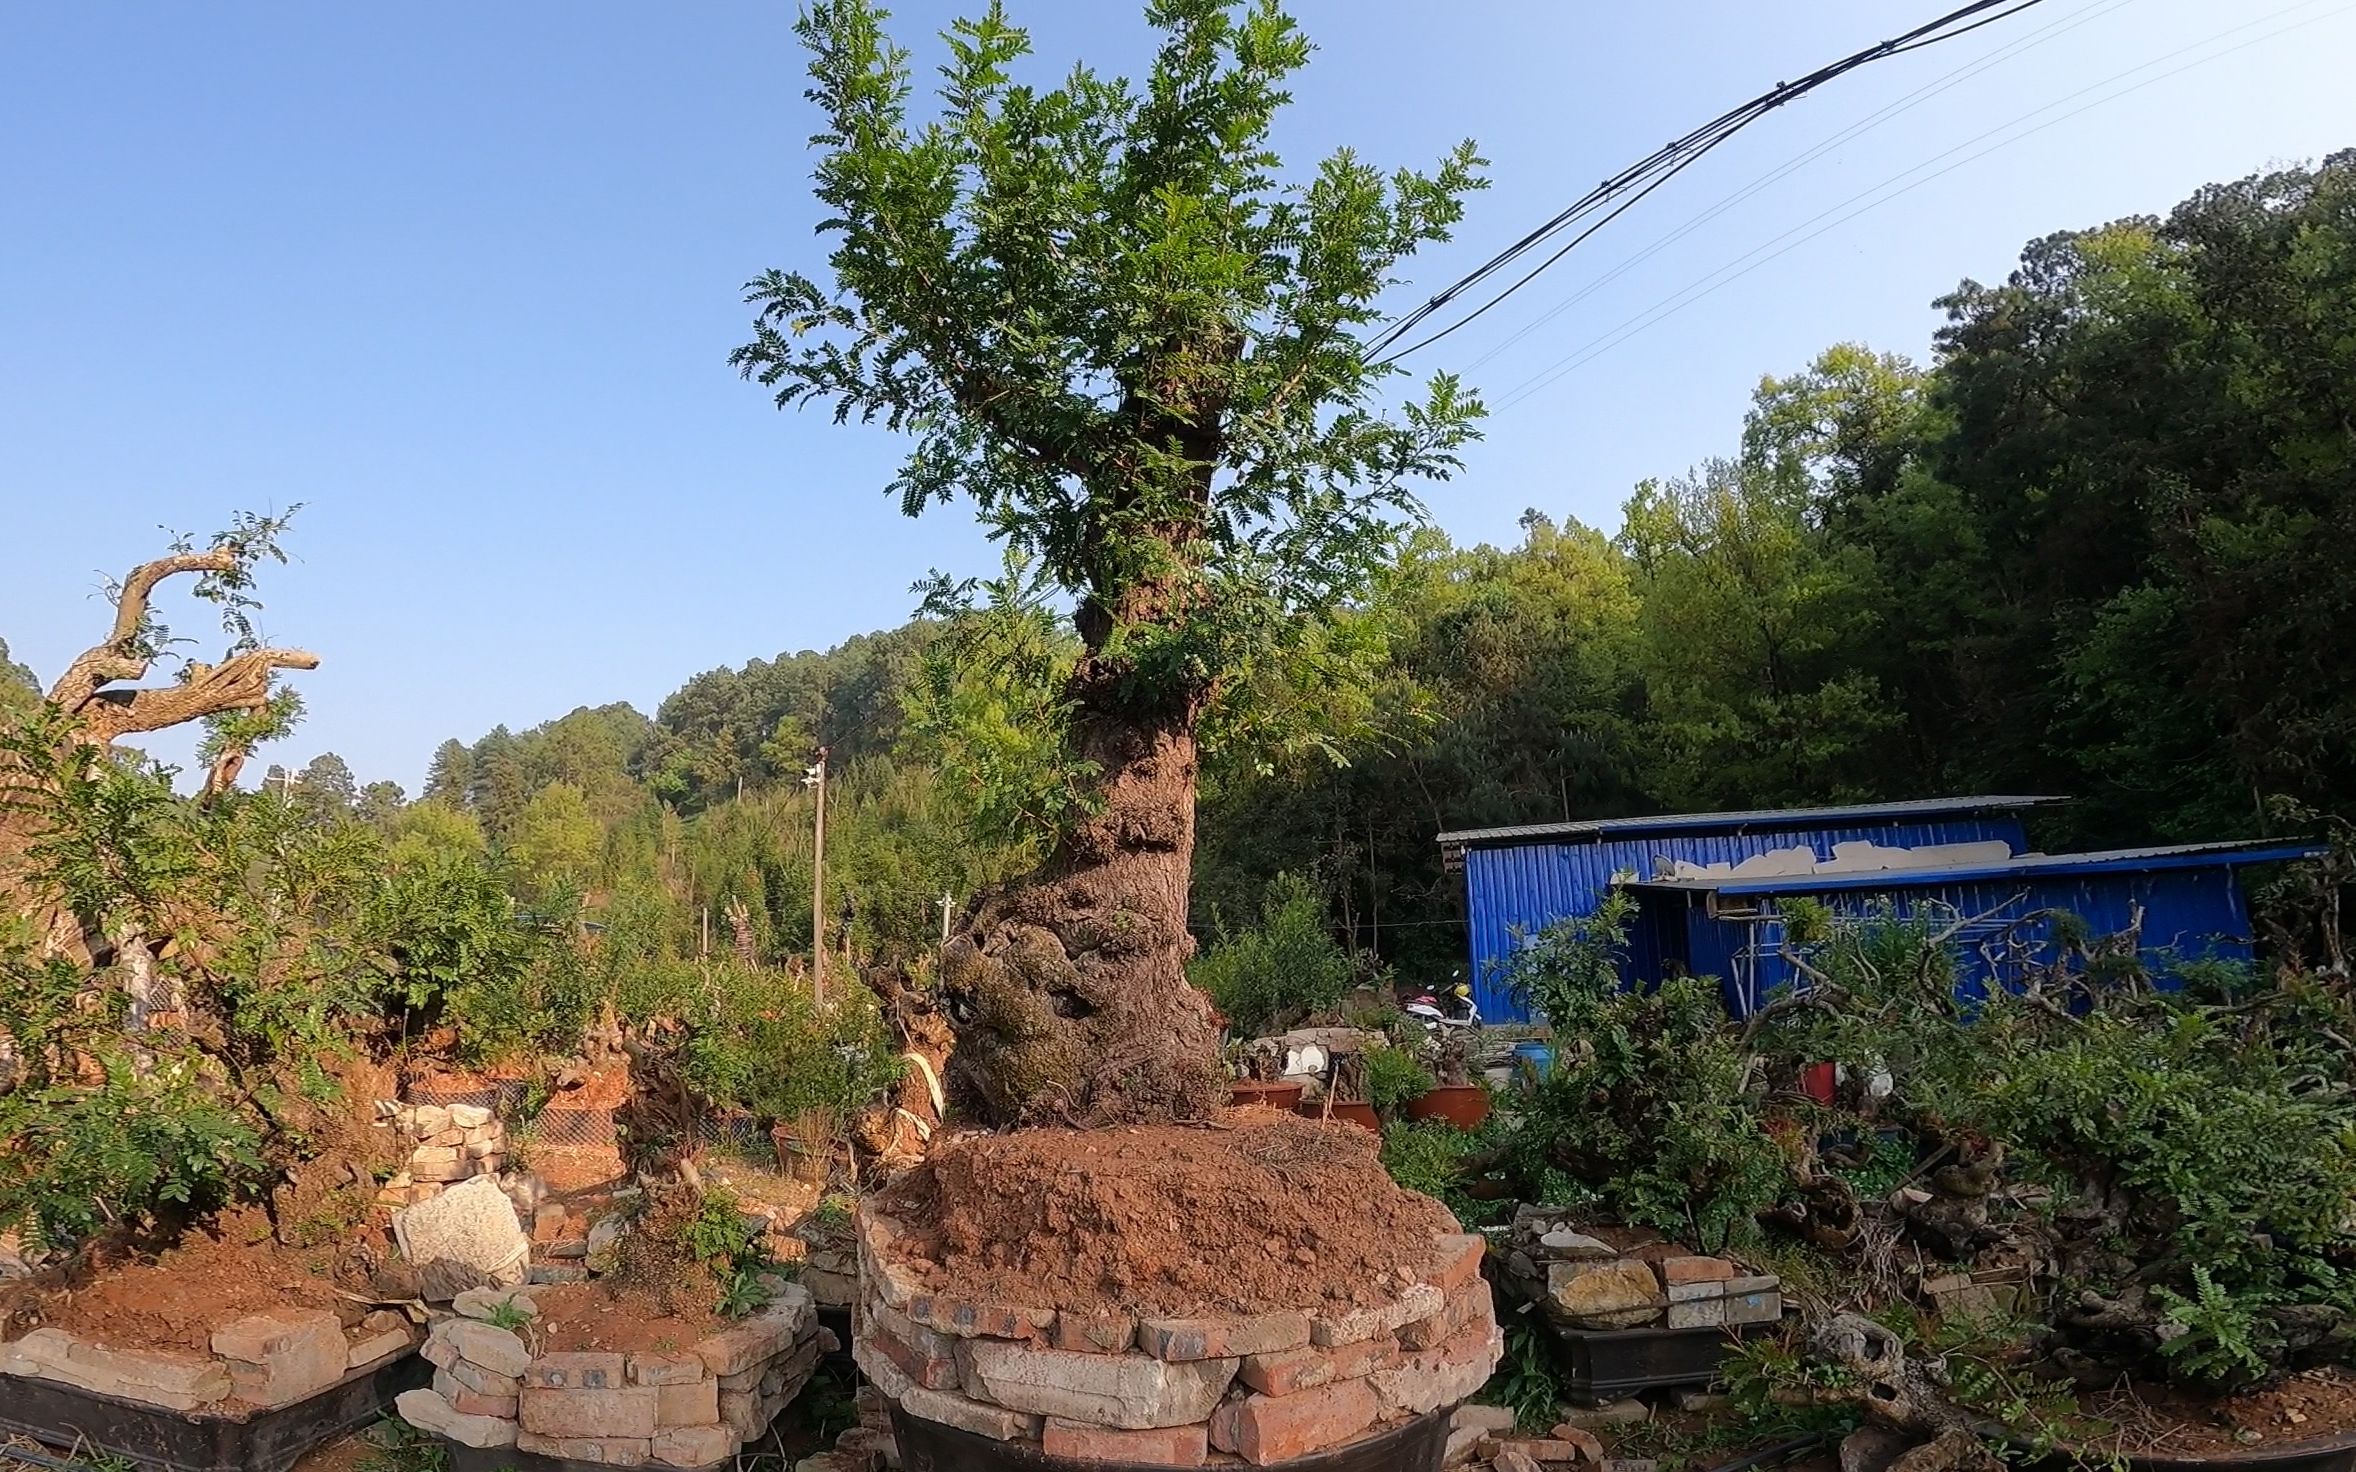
[46,551,242,713]
[73,649,320,745]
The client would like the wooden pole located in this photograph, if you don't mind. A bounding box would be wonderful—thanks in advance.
[808,748,829,1005]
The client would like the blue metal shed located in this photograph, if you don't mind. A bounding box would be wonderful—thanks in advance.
[1440,796,2067,1022]
[1623,840,2324,1017]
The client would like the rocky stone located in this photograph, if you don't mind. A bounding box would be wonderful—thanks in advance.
[652,1423,735,1468]
[529,1263,591,1283]
[954,1339,1236,1431]
[1673,1389,1734,1413]
[406,1105,453,1136]
[1547,1260,1664,1330]
[436,1368,519,1418]
[1210,1380,1380,1466]
[445,1357,523,1396]
[1311,1282,1443,1347]
[1664,1280,1727,1330]
[1536,1230,1615,1260]
[453,1287,538,1321]
[1136,1312,1311,1362]
[697,1312,795,1378]
[46,1334,234,1410]
[1601,1462,1661,1472]
[1042,1419,1209,1466]
[347,1327,415,1370]
[398,1387,519,1449]
[901,1381,1040,1442]
[1494,1453,1543,1472]
[1453,1405,1519,1435]
[520,1384,660,1439]
[657,1377,720,1426]
[449,1104,494,1128]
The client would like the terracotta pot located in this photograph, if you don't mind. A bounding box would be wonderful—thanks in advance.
[772,1118,832,1184]
[1229,1080,1306,1111]
[1402,1083,1491,1130]
[1297,1099,1381,1132]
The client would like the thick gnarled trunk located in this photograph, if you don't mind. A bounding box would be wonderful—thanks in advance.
[937,693,1224,1127]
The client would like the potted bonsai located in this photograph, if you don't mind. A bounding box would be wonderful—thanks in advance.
[1403,1028,1492,1129]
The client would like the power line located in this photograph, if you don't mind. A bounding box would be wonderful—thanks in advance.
[1489,0,2353,414]
[1363,0,2057,366]
[1457,0,2141,377]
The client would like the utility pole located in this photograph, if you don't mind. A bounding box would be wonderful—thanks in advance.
[803,747,829,1005]
[939,891,955,950]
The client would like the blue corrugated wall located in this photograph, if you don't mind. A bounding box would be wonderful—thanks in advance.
[1462,815,2030,1022]
[1659,866,2255,1017]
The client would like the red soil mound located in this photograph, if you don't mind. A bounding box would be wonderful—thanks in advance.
[532,1280,722,1356]
[18,1213,372,1355]
[874,1109,1456,1319]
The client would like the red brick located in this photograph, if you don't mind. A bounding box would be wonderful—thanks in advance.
[524,1352,625,1390]
[1546,1425,1608,1461]
[1399,1282,1495,1352]
[1219,1381,1380,1466]
[518,1385,658,1439]
[1137,1312,1310,1361]
[1236,1334,1394,1399]
[1657,1256,1735,1287]
[1051,1312,1137,1354]
[449,1387,517,1418]
[904,1293,1054,1340]
[1042,1419,1208,1466]
[1422,1233,1487,1293]
[866,1302,961,1391]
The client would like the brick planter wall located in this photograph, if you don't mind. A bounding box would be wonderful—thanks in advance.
[851,1204,1503,1468]
[1494,1207,1783,1332]
[397,1283,834,1470]
[373,1100,508,1209]
[0,1309,418,1413]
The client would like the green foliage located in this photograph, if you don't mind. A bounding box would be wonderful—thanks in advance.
[1187,871,1357,1037]
[1504,895,1787,1252]
[734,0,1487,792]
[1379,1118,1505,1226]
[678,966,903,1130]
[1475,1315,1567,1432]
[2155,1266,2280,1392]
[1360,1042,1433,1118]
[479,1298,533,1333]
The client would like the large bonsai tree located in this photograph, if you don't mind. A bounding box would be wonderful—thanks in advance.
[736,0,1484,1124]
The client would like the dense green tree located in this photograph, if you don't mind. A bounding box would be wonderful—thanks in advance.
[357,780,406,827]
[0,637,37,715]
[733,0,1486,1123]
[506,782,602,900]
[296,751,358,818]
[422,739,475,807]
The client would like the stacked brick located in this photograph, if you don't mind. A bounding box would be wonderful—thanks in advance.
[852,1204,1504,1467]
[1497,1208,1782,1334]
[397,1283,834,1469]
[374,1100,508,1209]
[0,1308,417,1413]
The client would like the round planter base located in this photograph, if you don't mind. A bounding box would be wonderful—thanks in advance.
[889,1401,1455,1472]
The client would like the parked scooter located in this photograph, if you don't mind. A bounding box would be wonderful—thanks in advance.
[1403,973,1481,1033]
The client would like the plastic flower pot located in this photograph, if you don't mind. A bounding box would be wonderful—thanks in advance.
[1402,1083,1492,1130]
[1229,1079,1306,1111]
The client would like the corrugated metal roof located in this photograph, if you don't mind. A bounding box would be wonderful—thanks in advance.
[1436,795,2068,850]
[1623,839,2325,896]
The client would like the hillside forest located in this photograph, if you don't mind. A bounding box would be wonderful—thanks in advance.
[9,152,2349,1007]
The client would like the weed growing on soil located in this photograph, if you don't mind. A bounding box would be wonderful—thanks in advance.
[355,1418,450,1472]
[1379,1118,1507,1226]
[1476,1315,1568,1431]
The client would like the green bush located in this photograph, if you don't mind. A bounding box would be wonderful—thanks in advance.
[1188,872,1355,1037]
[1380,1118,1505,1226]
[1361,1042,1434,1118]
[1502,894,1788,1252]
[680,968,903,1132]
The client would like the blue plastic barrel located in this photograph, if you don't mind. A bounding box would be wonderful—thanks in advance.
[1514,1041,1555,1086]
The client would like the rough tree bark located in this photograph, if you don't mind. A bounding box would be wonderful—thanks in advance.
[2,545,319,964]
[43,549,318,760]
[937,679,1224,1127]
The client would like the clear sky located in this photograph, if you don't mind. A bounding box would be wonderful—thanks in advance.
[4,0,2350,792]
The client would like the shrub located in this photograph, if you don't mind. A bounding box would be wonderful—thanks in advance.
[1502,894,1789,1251]
[1188,871,1354,1037]
[1361,1042,1434,1118]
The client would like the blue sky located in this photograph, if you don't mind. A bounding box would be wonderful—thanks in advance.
[4,0,2350,791]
